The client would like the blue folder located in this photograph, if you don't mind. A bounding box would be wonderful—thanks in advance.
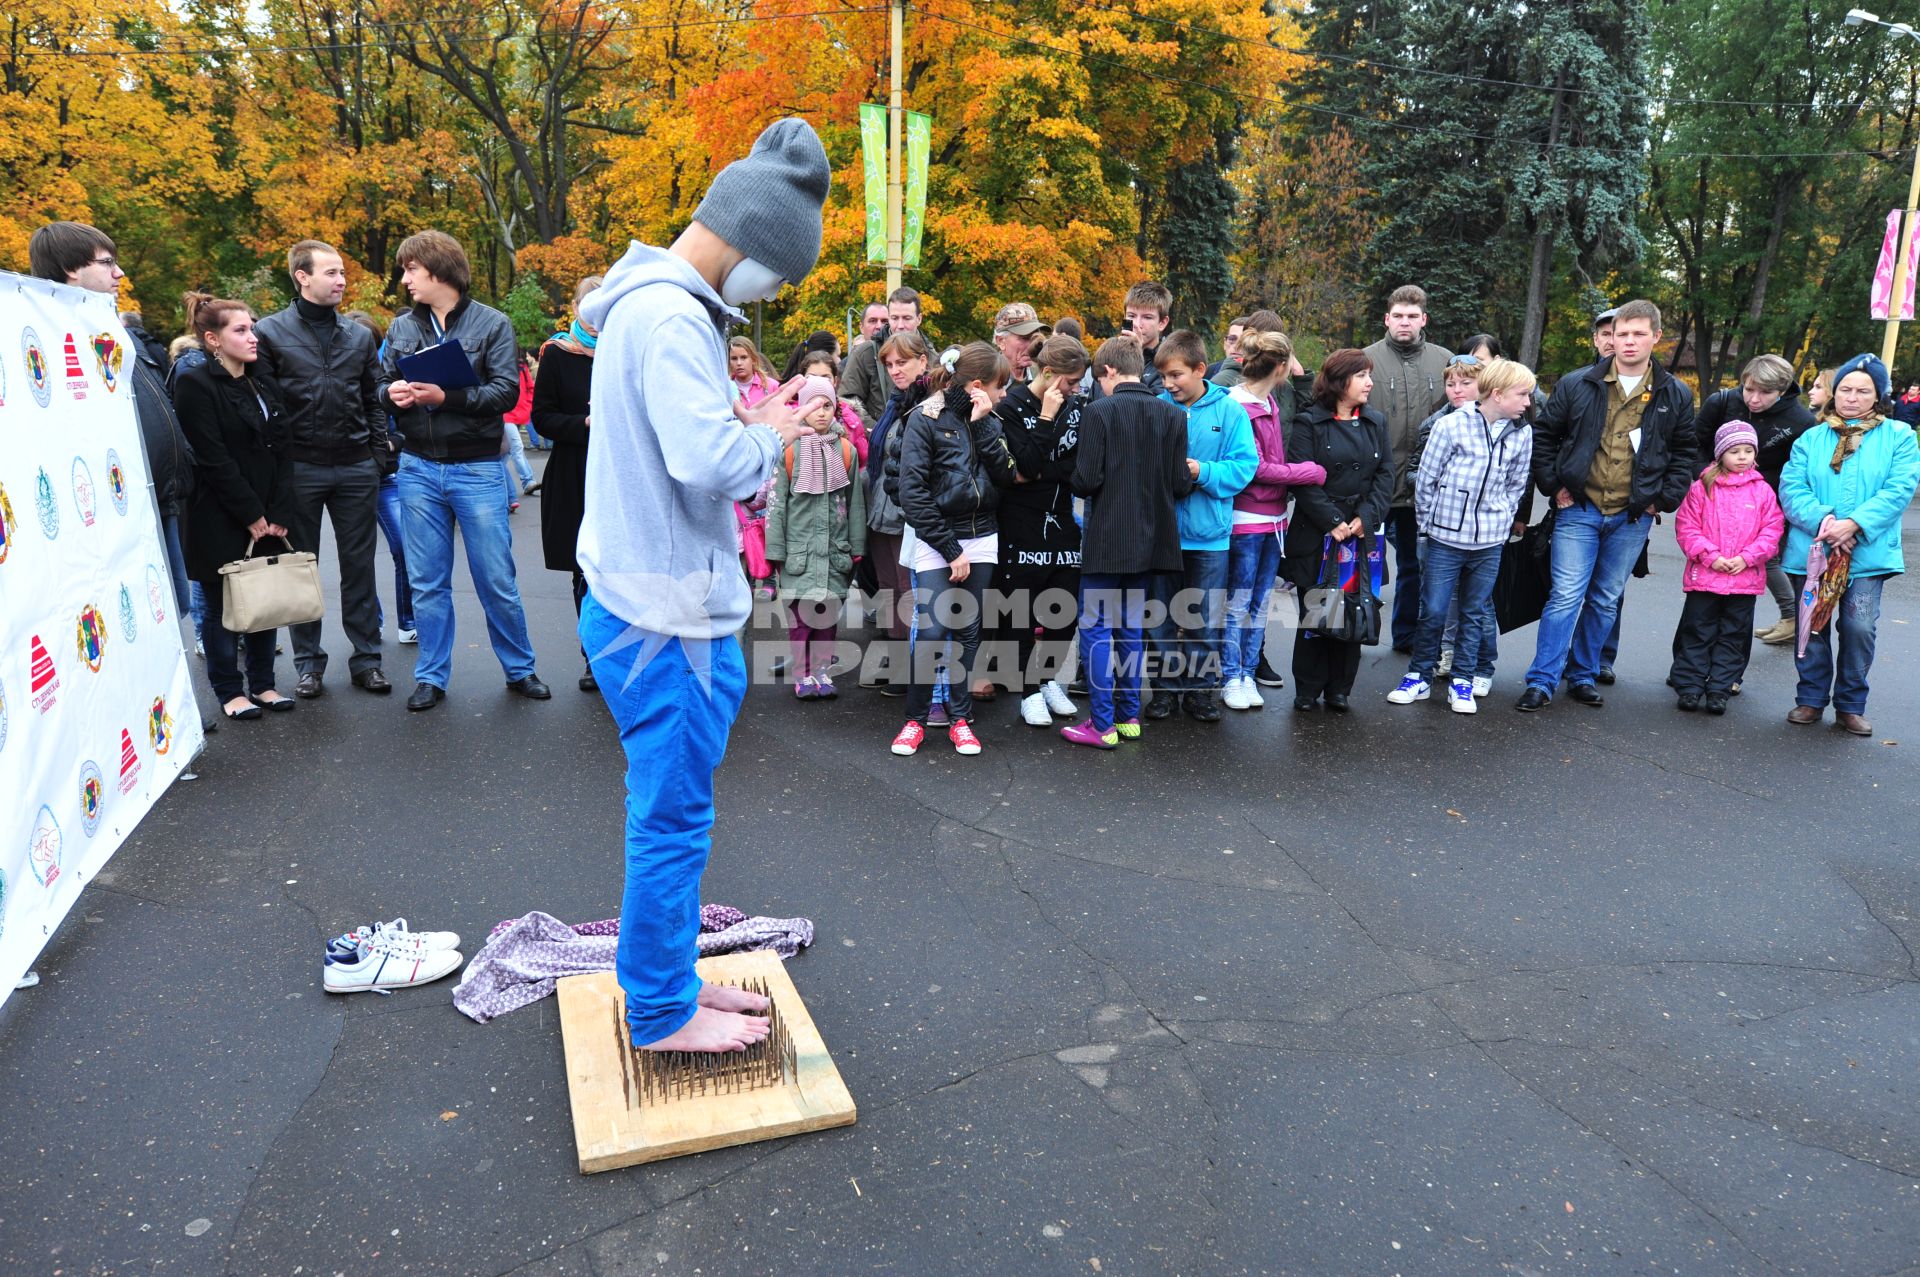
[396,340,480,396]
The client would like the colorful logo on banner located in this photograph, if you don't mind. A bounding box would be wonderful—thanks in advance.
[118,584,137,644]
[75,604,106,672]
[146,564,168,623]
[29,633,58,713]
[34,467,57,539]
[0,482,14,564]
[62,332,89,400]
[22,327,51,409]
[117,727,141,795]
[106,450,129,515]
[149,696,173,755]
[29,804,62,888]
[79,761,105,837]
[859,102,887,264]
[72,457,97,528]
[91,333,124,393]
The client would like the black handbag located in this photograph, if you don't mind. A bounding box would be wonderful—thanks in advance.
[1493,510,1555,634]
[1303,528,1383,645]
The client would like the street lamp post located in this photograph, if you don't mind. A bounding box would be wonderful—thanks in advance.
[1848,9,1920,366]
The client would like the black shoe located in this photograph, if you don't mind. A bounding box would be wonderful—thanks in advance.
[1253,656,1286,688]
[351,667,392,694]
[1515,687,1551,712]
[1568,683,1604,707]
[1292,697,1317,712]
[1182,691,1222,723]
[579,667,598,693]
[1677,692,1701,712]
[1145,691,1177,720]
[507,675,552,700]
[1323,692,1350,713]
[406,683,445,712]
[1595,665,1616,686]
[296,671,324,699]
[1391,643,1413,655]
[1704,694,1729,716]
[1067,680,1090,697]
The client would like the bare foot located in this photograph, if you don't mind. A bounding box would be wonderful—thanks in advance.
[637,1005,771,1054]
[697,983,771,1015]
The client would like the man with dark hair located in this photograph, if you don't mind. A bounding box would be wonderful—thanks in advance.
[30,222,197,652]
[855,301,887,346]
[840,285,923,424]
[1089,281,1172,401]
[1518,299,1695,712]
[255,239,395,697]
[1364,283,1454,652]
[382,228,549,711]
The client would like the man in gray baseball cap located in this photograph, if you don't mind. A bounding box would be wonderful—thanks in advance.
[993,302,1050,383]
[576,118,828,1055]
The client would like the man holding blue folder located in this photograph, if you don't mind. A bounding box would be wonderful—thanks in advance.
[380,229,550,711]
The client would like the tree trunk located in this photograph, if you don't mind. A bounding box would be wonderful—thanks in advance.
[1735,176,1797,369]
[1519,73,1569,369]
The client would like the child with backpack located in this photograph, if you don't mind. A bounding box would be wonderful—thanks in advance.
[766,376,867,699]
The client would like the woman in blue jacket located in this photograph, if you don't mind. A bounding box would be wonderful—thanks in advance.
[1779,353,1920,735]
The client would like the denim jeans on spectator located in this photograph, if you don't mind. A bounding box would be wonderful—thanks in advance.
[396,453,538,691]
[1148,548,1228,692]
[504,425,534,491]
[1409,540,1501,683]
[1790,572,1885,715]
[1524,501,1652,693]
[904,564,995,724]
[1222,533,1283,685]
[374,474,415,631]
[1079,572,1150,731]
[203,619,279,703]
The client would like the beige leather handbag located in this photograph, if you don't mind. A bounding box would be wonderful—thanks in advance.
[219,536,325,632]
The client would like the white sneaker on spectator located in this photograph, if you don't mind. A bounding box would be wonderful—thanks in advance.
[1386,675,1430,704]
[1040,680,1078,717]
[1435,647,1453,677]
[1222,677,1252,710]
[1472,675,1492,698]
[1242,676,1265,708]
[397,628,419,645]
[1448,679,1478,714]
[1020,692,1053,727]
[323,931,462,993]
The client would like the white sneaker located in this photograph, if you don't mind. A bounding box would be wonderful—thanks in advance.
[1448,679,1478,714]
[1386,675,1430,705]
[1222,677,1252,710]
[1471,675,1492,698]
[352,916,461,952]
[1242,676,1264,708]
[193,638,205,659]
[1435,646,1453,677]
[323,931,463,993]
[1020,692,1053,727]
[1040,680,1078,717]
[397,627,419,645]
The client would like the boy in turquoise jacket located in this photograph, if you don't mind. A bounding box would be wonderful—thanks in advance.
[1146,330,1259,721]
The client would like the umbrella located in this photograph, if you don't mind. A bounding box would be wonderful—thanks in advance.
[1796,526,1852,658]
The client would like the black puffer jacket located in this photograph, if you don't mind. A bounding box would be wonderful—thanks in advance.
[1531,356,1697,516]
[255,299,392,468]
[894,393,1019,565]
[1691,383,1816,491]
[130,344,194,512]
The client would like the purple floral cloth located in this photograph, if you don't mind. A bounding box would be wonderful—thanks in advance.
[454,907,814,1024]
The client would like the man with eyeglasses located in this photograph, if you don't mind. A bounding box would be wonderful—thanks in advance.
[30,222,198,659]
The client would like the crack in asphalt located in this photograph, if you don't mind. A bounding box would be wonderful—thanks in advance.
[1831,866,1920,982]
[1568,726,1772,800]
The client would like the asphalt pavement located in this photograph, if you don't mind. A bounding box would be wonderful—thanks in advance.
[4,471,1919,1277]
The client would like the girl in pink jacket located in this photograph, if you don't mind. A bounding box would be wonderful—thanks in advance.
[1668,420,1785,713]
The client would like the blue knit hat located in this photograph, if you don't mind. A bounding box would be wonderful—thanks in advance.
[1833,352,1891,404]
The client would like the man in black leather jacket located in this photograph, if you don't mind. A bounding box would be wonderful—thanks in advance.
[255,239,395,697]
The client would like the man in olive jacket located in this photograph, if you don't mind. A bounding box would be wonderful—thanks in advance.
[1518,299,1695,712]
[1362,284,1454,651]
[255,239,394,698]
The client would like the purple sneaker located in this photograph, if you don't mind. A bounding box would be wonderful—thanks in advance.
[815,674,837,699]
[1060,721,1119,749]
[927,701,951,728]
[794,677,817,700]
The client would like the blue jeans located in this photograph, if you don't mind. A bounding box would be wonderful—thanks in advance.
[1410,541,1501,682]
[1080,572,1150,731]
[1791,573,1885,715]
[504,425,534,491]
[374,474,415,631]
[1524,502,1652,693]
[905,564,994,724]
[1388,506,1421,648]
[396,453,538,690]
[203,620,278,702]
[162,512,191,633]
[1148,548,1228,691]
[1602,599,1623,666]
[581,592,747,1046]
[1222,533,1283,684]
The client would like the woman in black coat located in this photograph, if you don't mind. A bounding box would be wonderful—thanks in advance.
[533,274,603,691]
[172,293,296,720]
[1284,347,1394,712]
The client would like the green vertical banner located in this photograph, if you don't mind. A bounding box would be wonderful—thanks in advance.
[903,110,932,267]
[858,103,886,264]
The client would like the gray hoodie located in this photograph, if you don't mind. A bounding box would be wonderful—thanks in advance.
[576,242,782,638]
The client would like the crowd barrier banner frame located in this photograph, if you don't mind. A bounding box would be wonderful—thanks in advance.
[0,272,204,1005]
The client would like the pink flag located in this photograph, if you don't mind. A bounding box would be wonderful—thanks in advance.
[1870,209,1920,320]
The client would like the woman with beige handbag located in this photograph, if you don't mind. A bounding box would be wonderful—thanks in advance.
[173,292,300,721]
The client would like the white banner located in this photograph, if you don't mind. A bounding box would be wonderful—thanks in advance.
[0,272,203,1003]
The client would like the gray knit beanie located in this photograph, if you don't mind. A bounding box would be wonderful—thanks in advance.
[693,118,832,286]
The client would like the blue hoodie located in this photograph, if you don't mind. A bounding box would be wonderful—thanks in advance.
[575,242,782,638]
[1161,381,1259,551]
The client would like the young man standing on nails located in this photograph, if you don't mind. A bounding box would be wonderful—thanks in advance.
[575,118,824,1054]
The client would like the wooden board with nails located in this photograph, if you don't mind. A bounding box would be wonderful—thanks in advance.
[556,950,857,1173]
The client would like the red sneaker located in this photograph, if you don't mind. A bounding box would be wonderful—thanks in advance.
[948,718,982,755]
[890,721,925,756]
